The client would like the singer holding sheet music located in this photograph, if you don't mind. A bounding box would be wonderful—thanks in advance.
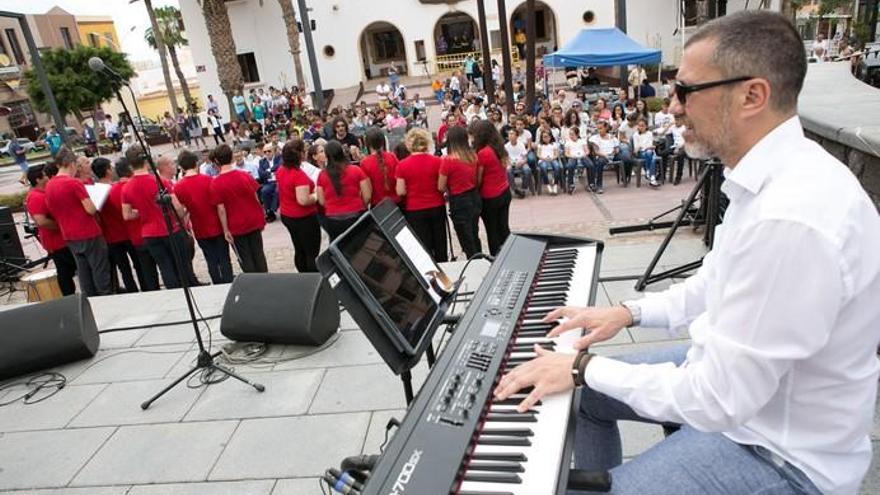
[494,12,880,494]
[44,147,111,296]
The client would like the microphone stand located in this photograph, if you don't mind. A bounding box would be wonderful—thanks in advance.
[105,78,265,410]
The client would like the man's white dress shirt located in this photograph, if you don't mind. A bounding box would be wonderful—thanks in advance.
[585,117,880,494]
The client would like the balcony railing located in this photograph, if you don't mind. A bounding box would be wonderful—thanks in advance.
[434,48,519,74]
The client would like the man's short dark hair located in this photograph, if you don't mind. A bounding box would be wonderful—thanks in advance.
[212,144,233,165]
[55,147,77,168]
[686,10,806,112]
[26,165,45,187]
[115,158,132,178]
[92,157,113,180]
[125,144,147,169]
[177,149,199,171]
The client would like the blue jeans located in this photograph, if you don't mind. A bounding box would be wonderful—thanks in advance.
[259,182,278,213]
[434,89,445,104]
[589,156,606,188]
[507,163,532,192]
[573,344,821,495]
[565,157,592,187]
[638,150,657,180]
[538,159,563,185]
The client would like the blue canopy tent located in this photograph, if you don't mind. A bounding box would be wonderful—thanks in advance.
[543,27,661,68]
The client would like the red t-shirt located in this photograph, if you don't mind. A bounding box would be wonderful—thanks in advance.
[317,165,367,217]
[360,152,400,206]
[439,156,478,196]
[277,166,317,218]
[122,173,180,238]
[101,181,130,244]
[210,169,265,236]
[113,178,143,247]
[396,153,444,211]
[26,188,66,253]
[477,146,509,199]
[44,175,102,241]
[174,174,223,239]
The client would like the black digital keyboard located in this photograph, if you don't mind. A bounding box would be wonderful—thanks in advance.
[362,233,603,495]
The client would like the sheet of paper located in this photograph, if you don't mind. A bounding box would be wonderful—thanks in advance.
[85,183,112,211]
[394,226,443,303]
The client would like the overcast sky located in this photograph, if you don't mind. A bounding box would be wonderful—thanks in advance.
[0,0,181,63]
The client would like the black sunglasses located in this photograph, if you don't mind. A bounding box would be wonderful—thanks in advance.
[673,76,753,104]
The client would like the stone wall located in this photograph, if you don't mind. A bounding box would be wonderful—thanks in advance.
[799,63,880,212]
[803,129,880,211]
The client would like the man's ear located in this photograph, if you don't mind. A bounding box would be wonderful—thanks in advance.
[740,78,771,118]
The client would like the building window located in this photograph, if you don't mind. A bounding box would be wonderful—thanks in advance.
[535,10,546,39]
[88,33,100,47]
[5,29,24,65]
[372,30,403,61]
[60,27,74,49]
[104,33,114,46]
[237,52,260,83]
[0,34,7,57]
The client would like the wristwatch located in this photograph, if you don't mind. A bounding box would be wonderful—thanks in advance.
[620,300,642,327]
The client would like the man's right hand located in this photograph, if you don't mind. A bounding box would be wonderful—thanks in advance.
[543,305,634,350]
[224,231,234,245]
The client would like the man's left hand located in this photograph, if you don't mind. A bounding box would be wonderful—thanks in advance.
[494,345,578,413]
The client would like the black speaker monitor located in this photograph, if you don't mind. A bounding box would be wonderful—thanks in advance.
[0,294,100,380]
[220,273,340,346]
[0,206,26,279]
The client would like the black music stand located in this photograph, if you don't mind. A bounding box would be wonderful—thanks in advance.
[317,200,456,404]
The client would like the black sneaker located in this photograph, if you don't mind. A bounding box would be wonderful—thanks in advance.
[514,188,527,199]
[568,184,575,195]
[265,211,277,222]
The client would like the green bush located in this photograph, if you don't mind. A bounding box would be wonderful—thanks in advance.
[645,97,664,113]
[0,191,27,213]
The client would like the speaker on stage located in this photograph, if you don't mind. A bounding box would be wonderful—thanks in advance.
[0,206,26,280]
[220,273,339,346]
[0,294,101,380]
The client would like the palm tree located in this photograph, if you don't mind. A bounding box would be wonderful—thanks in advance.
[145,6,194,110]
[201,0,244,118]
[137,0,180,116]
[277,0,306,88]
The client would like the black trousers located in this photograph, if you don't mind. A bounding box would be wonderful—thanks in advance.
[232,230,268,273]
[134,244,160,291]
[197,235,234,284]
[107,241,140,293]
[324,214,360,242]
[448,189,482,259]
[480,189,512,256]
[145,231,199,289]
[281,214,321,273]
[50,247,77,296]
[66,236,111,296]
[405,206,449,263]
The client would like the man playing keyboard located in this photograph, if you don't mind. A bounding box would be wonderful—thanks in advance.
[495,11,880,494]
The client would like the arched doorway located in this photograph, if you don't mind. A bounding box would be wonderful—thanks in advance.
[359,22,408,80]
[510,1,558,59]
[434,12,480,57]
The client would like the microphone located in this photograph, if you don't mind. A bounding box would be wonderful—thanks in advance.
[88,56,125,80]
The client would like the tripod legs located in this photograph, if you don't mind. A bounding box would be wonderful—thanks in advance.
[634,164,714,292]
[141,350,265,410]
